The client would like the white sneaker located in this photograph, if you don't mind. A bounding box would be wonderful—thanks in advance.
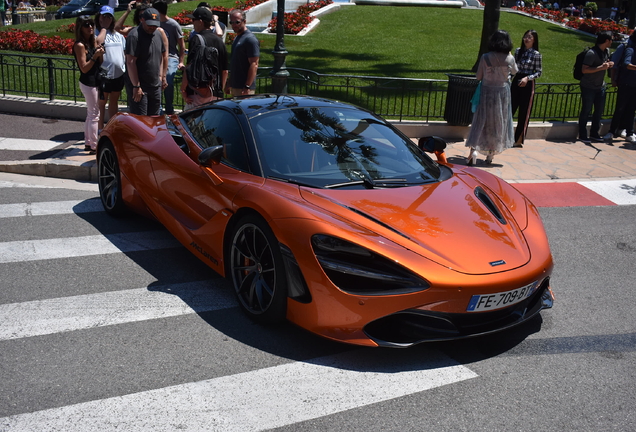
[626,134,636,143]
[619,130,627,138]
[603,132,614,141]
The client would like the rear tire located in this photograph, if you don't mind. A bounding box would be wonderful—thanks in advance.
[98,141,127,216]
[229,215,288,323]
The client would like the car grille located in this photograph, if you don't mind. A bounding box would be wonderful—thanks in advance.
[364,278,552,347]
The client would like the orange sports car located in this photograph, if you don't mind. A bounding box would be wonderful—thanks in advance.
[97,95,554,347]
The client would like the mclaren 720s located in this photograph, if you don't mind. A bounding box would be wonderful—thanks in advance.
[97,94,554,347]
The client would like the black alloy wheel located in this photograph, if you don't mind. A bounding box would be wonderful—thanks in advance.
[229,215,288,323]
[98,141,127,216]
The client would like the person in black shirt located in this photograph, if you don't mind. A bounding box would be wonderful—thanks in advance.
[125,7,168,115]
[180,7,228,110]
[74,15,104,154]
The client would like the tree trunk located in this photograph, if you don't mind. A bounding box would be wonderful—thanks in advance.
[472,0,501,72]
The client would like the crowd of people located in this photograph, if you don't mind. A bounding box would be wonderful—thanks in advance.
[465,27,634,167]
[71,0,258,155]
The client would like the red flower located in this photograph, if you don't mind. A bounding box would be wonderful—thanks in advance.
[267,0,332,35]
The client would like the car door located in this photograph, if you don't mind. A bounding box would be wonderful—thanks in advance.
[147,107,260,236]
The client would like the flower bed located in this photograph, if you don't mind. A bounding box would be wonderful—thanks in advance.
[268,0,332,34]
[512,6,633,40]
[0,28,74,55]
[173,0,269,25]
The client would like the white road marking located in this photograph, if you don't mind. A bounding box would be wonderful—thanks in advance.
[0,281,235,341]
[0,173,99,191]
[0,232,181,264]
[0,350,478,432]
[0,199,103,218]
[0,137,63,151]
[579,179,636,205]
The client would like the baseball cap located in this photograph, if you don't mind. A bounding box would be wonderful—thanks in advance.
[99,5,114,16]
[142,8,161,26]
[187,7,213,23]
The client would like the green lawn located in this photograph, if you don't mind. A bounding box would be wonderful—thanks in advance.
[7,3,602,83]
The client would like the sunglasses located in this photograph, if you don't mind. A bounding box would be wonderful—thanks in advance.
[82,21,95,28]
[229,20,243,24]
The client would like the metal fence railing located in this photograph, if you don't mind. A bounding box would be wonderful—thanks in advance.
[0,52,618,122]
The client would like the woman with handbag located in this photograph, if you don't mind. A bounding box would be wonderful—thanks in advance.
[511,30,542,147]
[465,30,518,165]
[74,15,104,155]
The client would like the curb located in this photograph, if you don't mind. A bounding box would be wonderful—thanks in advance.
[0,158,97,182]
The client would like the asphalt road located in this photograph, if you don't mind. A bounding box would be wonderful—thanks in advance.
[0,173,634,431]
[0,113,84,162]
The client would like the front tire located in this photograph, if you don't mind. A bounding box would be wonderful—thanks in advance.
[229,215,288,323]
[98,140,127,216]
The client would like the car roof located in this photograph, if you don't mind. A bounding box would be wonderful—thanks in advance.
[214,95,362,118]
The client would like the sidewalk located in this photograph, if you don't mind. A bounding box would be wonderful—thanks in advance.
[443,137,636,183]
[1,135,635,184]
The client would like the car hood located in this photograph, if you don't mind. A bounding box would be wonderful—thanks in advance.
[299,174,530,275]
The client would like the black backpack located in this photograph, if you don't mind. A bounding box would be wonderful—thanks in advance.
[573,47,591,80]
[186,34,220,96]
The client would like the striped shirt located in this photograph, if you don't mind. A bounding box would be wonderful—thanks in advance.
[514,48,542,81]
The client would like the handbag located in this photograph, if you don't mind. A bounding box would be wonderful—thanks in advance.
[470,82,481,113]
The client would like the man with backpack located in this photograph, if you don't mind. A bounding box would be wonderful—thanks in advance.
[180,7,228,110]
[577,32,613,145]
[604,32,636,143]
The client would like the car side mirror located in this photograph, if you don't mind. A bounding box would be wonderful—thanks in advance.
[198,145,224,166]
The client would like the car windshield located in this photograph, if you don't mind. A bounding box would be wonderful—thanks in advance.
[250,107,441,189]
[66,0,89,5]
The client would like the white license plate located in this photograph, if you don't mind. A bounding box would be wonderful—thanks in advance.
[466,281,539,312]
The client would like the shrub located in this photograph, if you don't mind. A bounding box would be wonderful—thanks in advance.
[584,2,597,12]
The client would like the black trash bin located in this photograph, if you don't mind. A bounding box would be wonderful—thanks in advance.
[444,74,479,126]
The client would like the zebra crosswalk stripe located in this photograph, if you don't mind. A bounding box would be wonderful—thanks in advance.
[0,281,236,341]
[0,349,478,432]
[0,199,103,218]
[0,232,181,264]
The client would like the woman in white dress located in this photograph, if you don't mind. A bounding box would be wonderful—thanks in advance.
[465,30,518,165]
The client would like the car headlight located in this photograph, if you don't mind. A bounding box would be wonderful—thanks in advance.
[312,235,430,296]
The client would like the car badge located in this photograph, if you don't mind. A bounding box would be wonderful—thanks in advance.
[489,259,506,267]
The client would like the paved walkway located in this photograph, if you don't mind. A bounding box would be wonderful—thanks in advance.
[443,137,636,183]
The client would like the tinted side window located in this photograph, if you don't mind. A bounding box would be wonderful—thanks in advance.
[182,108,250,172]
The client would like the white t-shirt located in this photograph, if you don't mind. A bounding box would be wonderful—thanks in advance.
[102,31,126,79]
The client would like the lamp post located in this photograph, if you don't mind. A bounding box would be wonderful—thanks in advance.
[270,0,289,93]
[12,0,20,24]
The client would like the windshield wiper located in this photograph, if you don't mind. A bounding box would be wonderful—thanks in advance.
[324,180,368,189]
[267,176,318,188]
[325,177,436,189]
